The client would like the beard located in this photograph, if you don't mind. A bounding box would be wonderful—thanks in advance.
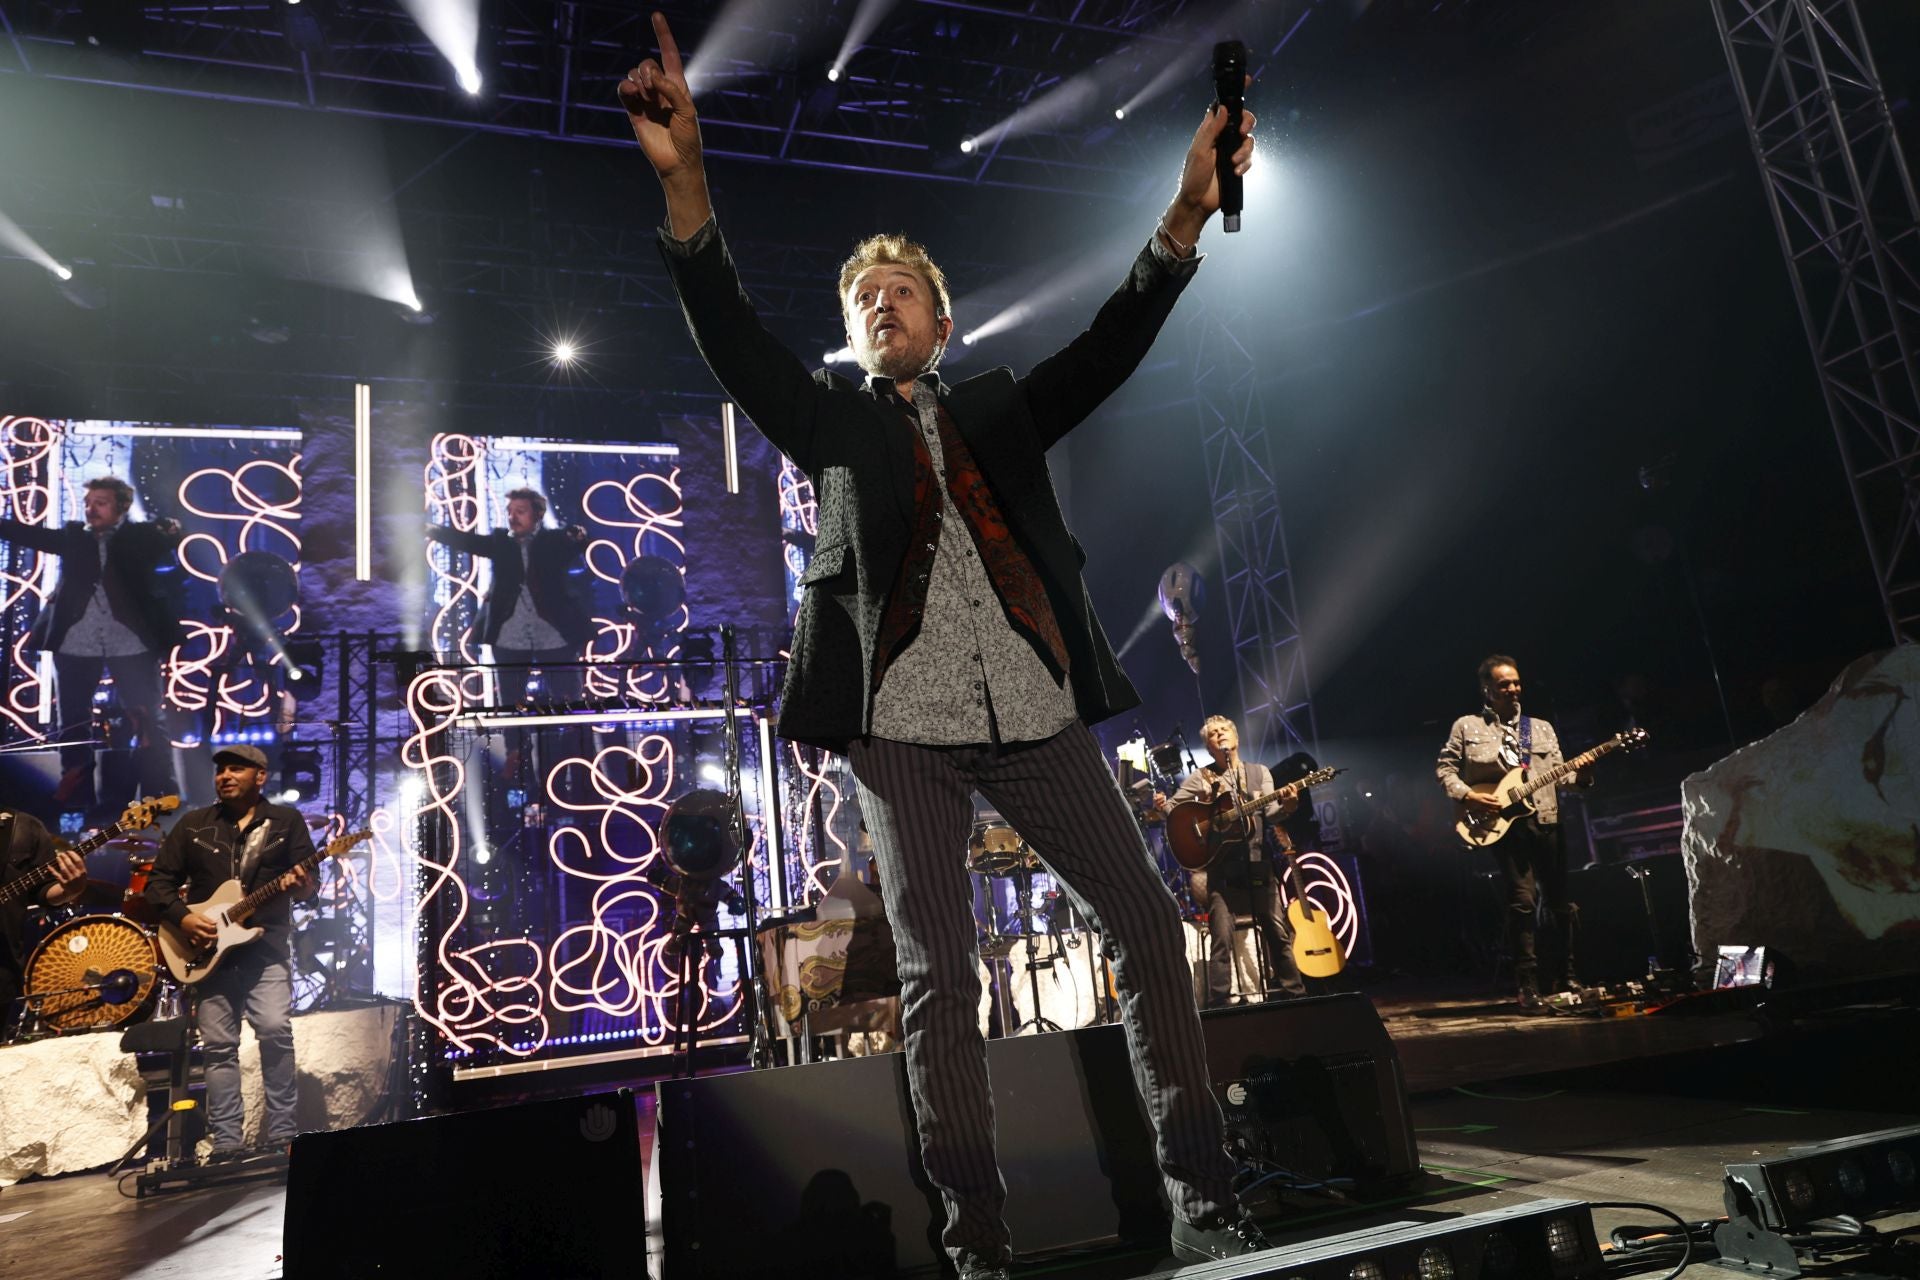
[858,335,945,382]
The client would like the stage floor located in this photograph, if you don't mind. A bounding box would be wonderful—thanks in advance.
[2,983,1913,1279]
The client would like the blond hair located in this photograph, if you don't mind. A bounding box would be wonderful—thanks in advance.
[837,233,952,321]
[1201,715,1237,737]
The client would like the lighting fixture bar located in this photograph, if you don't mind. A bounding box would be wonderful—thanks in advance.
[354,382,372,582]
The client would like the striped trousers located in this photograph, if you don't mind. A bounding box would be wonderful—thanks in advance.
[849,722,1237,1270]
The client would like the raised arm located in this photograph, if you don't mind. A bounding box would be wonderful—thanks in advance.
[0,517,70,555]
[1023,102,1256,449]
[621,12,823,468]
[424,523,494,557]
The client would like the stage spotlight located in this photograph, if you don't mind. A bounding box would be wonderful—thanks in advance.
[826,65,841,82]
[53,263,73,281]
[959,332,976,347]
[1114,107,1125,120]
[959,137,976,154]
[551,339,579,366]
[279,747,324,805]
[398,0,484,98]
[822,346,852,365]
[283,639,325,701]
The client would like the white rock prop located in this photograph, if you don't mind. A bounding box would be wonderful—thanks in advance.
[0,1033,146,1185]
[1683,646,1920,980]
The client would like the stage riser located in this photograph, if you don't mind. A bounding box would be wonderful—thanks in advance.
[655,993,1418,1278]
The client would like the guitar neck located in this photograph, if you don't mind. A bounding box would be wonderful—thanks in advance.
[1225,781,1297,825]
[0,819,130,906]
[230,848,323,923]
[1519,739,1619,798]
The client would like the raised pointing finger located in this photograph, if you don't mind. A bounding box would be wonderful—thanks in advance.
[653,11,683,80]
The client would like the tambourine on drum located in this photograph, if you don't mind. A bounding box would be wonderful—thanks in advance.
[25,915,161,1033]
[966,826,1040,877]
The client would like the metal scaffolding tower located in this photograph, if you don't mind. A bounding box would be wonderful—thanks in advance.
[1189,305,1317,763]
[1710,0,1920,642]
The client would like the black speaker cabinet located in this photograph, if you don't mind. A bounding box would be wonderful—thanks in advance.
[284,1089,645,1279]
[651,992,1417,1278]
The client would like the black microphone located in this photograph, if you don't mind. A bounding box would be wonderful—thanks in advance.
[1212,39,1248,233]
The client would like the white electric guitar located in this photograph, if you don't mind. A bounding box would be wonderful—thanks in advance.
[157,829,371,984]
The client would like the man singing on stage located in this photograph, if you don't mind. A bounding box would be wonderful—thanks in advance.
[0,476,183,808]
[621,13,1269,1274]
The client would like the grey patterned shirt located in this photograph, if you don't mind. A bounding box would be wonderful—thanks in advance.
[866,377,1078,747]
[493,535,568,652]
[59,524,148,658]
[1435,710,1569,824]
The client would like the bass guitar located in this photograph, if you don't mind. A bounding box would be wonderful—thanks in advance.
[1166,766,1343,871]
[157,828,372,984]
[1455,727,1649,848]
[0,795,180,907]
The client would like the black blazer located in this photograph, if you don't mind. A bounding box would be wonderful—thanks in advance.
[0,518,185,652]
[423,525,595,648]
[661,228,1196,751]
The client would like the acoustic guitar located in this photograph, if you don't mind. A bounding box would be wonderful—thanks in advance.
[1454,727,1649,848]
[157,829,371,984]
[1279,846,1345,980]
[1165,766,1343,870]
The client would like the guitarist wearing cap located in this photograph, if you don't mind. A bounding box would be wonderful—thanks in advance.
[145,745,316,1160]
[1436,655,1591,1015]
[0,811,87,1037]
[1155,716,1307,1007]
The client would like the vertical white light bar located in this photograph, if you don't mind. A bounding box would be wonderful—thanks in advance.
[354,382,372,581]
[758,714,785,912]
[721,401,740,495]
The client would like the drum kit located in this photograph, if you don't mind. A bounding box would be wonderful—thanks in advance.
[15,831,173,1037]
[967,815,1114,1037]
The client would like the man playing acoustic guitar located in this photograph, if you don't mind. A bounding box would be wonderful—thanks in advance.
[145,745,316,1160]
[1156,715,1307,1007]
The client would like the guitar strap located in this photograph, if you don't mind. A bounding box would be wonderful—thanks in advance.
[1518,716,1532,771]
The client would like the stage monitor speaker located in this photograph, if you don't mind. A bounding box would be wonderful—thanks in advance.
[652,992,1418,1278]
[284,1088,644,1279]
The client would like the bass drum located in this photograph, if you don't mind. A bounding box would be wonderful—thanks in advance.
[25,915,161,1033]
[978,929,1108,1035]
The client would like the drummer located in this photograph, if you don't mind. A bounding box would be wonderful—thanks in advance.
[0,809,88,1037]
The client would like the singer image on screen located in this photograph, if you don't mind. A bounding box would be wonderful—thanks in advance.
[0,475,184,809]
[621,13,1266,1276]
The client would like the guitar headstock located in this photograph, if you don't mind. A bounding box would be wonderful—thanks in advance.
[119,794,183,833]
[325,829,375,859]
[1615,727,1651,752]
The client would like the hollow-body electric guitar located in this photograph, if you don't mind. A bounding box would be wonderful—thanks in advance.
[157,829,371,984]
[1454,728,1649,848]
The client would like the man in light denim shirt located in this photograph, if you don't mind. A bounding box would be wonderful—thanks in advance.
[1436,655,1587,1013]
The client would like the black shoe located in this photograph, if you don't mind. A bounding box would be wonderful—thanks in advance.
[206,1147,247,1165]
[1516,987,1550,1016]
[1171,1210,1271,1262]
[957,1263,1011,1280]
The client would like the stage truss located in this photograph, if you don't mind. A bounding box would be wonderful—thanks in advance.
[1709,0,1920,642]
